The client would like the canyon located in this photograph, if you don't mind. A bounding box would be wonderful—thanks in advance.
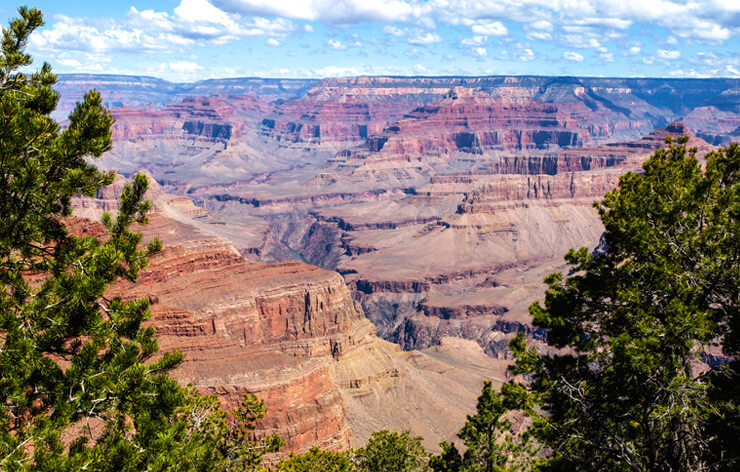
[74,176,511,453]
[65,74,736,452]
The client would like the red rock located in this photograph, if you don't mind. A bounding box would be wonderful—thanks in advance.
[111,95,272,144]
[104,212,375,452]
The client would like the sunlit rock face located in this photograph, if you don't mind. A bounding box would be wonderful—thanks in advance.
[68,74,731,357]
[72,179,511,454]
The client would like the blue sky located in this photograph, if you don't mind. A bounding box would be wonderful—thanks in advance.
[3,0,739,81]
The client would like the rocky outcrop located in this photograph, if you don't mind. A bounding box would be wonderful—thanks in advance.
[456,122,713,213]
[317,86,666,188]
[260,98,416,148]
[107,213,374,452]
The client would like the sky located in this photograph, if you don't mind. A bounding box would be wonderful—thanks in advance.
[2,0,740,82]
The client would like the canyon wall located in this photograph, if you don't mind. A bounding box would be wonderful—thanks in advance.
[74,178,511,453]
[75,74,728,357]
[61,74,735,451]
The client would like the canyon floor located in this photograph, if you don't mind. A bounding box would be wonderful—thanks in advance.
[67,74,736,452]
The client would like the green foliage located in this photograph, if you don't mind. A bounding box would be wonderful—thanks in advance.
[221,394,284,471]
[275,446,353,472]
[430,382,538,472]
[429,442,463,472]
[0,7,281,471]
[353,430,431,472]
[511,138,740,471]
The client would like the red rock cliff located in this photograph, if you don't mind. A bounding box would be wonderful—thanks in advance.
[109,212,374,452]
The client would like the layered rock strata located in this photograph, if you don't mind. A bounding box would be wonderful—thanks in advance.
[74,180,511,453]
[66,74,732,358]
[59,73,736,449]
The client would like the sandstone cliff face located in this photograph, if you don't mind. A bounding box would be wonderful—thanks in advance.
[259,96,419,148]
[113,222,372,452]
[111,95,272,144]
[125,225,372,451]
[74,180,514,454]
[75,179,370,452]
[359,87,596,157]
[117,237,370,452]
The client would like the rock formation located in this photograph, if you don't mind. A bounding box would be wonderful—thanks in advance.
[86,74,726,355]
[59,73,736,451]
[73,177,510,453]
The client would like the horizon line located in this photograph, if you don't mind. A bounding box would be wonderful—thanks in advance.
[55,72,740,85]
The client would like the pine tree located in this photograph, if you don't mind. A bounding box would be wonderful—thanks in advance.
[0,7,281,470]
[430,382,537,472]
[510,138,739,471]
[275,446,353,472]
[353,430,431,472]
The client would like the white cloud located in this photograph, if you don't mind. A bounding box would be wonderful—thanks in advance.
[206,0,740,47]
[727,65,740,76]
[474,47,487,57]
[146,60,206,81]
[524,20,552,41]
[461,36,486,46]
[408,31,442,45]
[471,21,508,36]
[328,39,346,49]
[383,25,407,36]
[442,1,736,45]
[24,0,740,80]
[519,48,535,61]
[674,21,730,42]
[311,65,361,77]
[168,60,204,74]
[656,49,681,60]
[528,20,553,32]
[562,34,603,50]
[57,58,82,67]
[174,0,231,24]
[667,68,712,78]
[563,51,584,62]
[568,17,632,29]
[213,0,420,23]
[29,2,295,58]
[690,51,740,73]
[406,47,421,57]
[526,31,552,41]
